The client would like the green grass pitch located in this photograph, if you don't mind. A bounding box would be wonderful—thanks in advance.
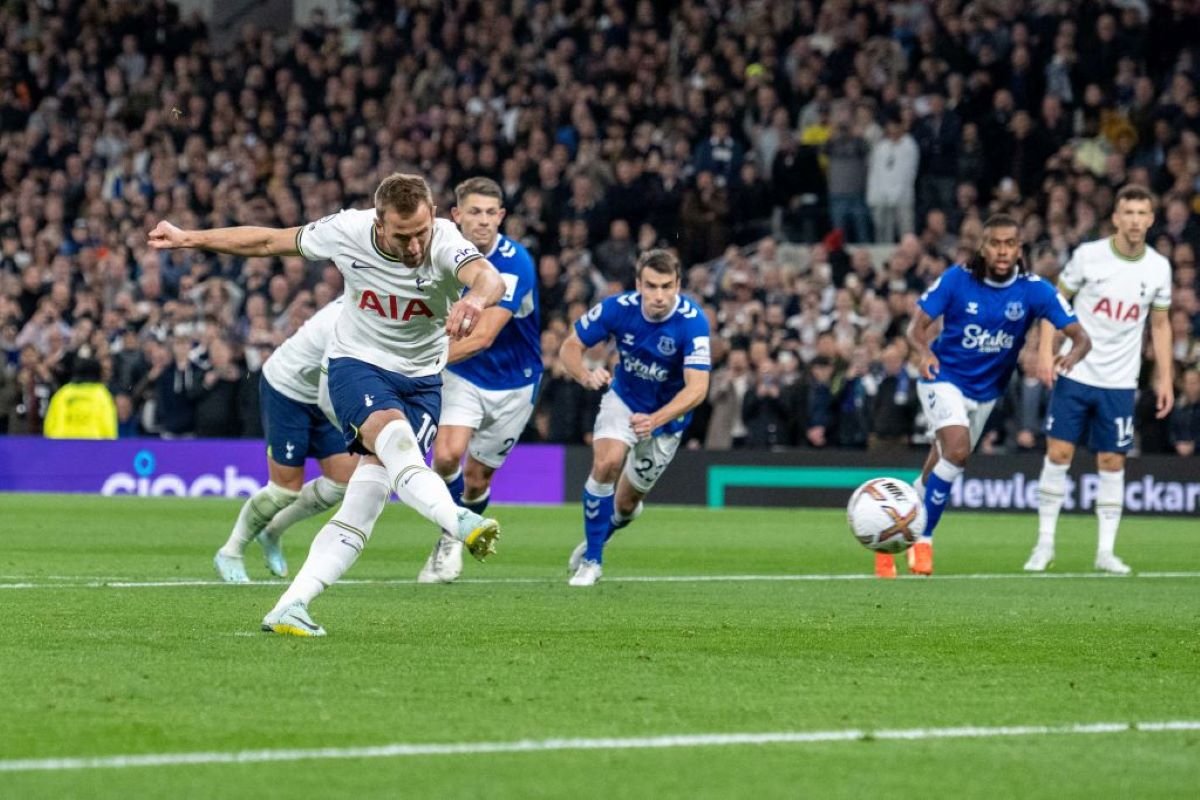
[1,494,1198,798]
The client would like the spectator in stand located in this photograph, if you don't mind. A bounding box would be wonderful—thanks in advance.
[692,116,744,189]
[153,336,202,439]
[867,342,918,454]
[43,355,116,440]
[193,337,242,438]
[800,355,836,449]
[1170,368,1200,457]
[914,91,962,224]
[705,346,753,451]
[866,112,920,244]
[825,105,873,243]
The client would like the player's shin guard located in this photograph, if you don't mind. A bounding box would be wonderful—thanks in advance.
[273,464,389,611]
[376,419,460,532]
[221,482,300,556]
[1036,458,1070,548]
[263,476,348,539]
[461,487,490,515]
[583,477,615,563]
[921,458,962,539]
[1096,469,1124,555]
[442,466,466,506]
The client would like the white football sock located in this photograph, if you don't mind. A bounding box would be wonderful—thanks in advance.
[273,464,389,611]
[612,501,642,525]
[1096,469,1124,556]
[1036,457,1070,548]
[911,475,926,501]
[220,482,299,556]
[375,419,460,531]
[584,476,615,497]
[262,476,348,539]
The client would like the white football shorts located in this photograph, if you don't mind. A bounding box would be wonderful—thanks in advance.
[593,389,682,494]
[440,370,537,469]
[918,380,996,451]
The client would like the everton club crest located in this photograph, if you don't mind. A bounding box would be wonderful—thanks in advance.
[656,336,677,356]
[1004,301,1025,321]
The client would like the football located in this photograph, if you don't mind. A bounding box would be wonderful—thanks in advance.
[847,477,927,553]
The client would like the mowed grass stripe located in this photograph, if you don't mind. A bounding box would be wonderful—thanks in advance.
[2,720,1198,773]
[1,571,1199,590]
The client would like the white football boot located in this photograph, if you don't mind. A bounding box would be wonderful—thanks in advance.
[418,531,464,584]
[1094,552,1131,575]
[257,531,288,578]
[213,550,250,584]
[456,509,500,561]
[568,559,603,587]
[1023,545,1055,572]
[261,601,326,637]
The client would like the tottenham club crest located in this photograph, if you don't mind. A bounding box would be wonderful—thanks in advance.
[656,335,677,356]
[1004,301,1025,321]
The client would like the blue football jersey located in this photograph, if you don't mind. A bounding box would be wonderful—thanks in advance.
[448,234,542,390]
[574,292,712,434]
[918,265,1076,401]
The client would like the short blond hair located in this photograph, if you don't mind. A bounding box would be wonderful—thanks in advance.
[454,176,503,207]
[375,173,433,216]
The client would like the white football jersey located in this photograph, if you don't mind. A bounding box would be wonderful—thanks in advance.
[262,297,343,405]
[296,209,483,376]
[1057,238,1172,389]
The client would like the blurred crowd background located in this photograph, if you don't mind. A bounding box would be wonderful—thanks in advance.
[1,0,1199,456]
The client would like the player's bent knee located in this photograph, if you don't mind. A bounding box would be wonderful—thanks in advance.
[592,462,624,483]
[432,452,462,476]
[941,442,971,466]
[360,409,408,451]
[1046,438,1074,464]
[1097,452,1126,471]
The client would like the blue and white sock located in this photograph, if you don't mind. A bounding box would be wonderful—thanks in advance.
[921,458,963,539]
[583,477,615,563]
[606,500,643,542]
[443,466,466,506]
[462,487,490,515]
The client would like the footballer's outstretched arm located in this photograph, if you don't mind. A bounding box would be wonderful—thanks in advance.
[446,258,505,340]
[907,308,941,380]
[559,331,611,391]
[1149,307,1174,419]
[148,221,302,257]
[1054,321,1091,375]
[629,368,710,440]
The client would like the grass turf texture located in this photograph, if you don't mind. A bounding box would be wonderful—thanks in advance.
[0,494,1198,799]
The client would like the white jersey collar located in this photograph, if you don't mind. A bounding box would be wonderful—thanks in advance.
[983,272,1019,289]
[484,234,502,259]
[639,293,680,323]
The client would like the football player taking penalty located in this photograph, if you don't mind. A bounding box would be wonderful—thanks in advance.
[558,249,711,587]
[149,173,506,635]
[877,213,1091,579]
[1025,185,1173,575]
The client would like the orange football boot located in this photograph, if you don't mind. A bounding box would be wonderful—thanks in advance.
[874,552,897,579]
[907,540,933,575]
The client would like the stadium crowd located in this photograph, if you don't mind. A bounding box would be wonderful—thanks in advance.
[0,0,1199,456]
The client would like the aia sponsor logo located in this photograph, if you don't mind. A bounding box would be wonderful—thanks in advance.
[358,290,434,321]
[1092,298,1141,322]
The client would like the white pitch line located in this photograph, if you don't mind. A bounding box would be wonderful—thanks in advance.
[1,571,1199,590]
[1,720,1197,773]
